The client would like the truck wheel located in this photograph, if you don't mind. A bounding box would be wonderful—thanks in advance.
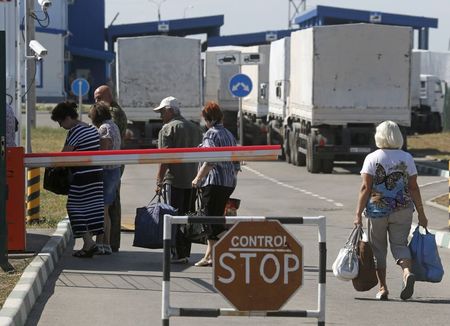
[430,113,442,133]
[284,132,291,164]
[295,130,306,166]
[290,132,298,165]
[321,159,333,174]
[306,136,320,173]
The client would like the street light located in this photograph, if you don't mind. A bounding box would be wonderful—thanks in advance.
[183,5,194,18]
[149,0,168,21]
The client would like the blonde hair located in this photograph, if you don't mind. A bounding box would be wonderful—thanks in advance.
[374,120,404,149]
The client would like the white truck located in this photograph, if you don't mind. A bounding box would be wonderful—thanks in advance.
[240,44,270,145]
[267,37,290,160]
[287,24,412,173]
[204,46,242,137]
[410,50,447,133]
[116,35,203,148]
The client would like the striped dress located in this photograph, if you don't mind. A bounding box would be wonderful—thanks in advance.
[65,124,104,238]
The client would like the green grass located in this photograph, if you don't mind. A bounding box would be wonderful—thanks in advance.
[26,127,68,228]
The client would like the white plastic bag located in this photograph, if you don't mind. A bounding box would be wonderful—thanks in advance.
[333,226,360,281]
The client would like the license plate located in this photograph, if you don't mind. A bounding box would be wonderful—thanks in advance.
[350,147,371,153]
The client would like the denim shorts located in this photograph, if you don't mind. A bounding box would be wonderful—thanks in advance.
[103,167,121,205]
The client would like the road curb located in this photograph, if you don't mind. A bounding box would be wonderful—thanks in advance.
[415,162,449,178]
[0,218,72,326]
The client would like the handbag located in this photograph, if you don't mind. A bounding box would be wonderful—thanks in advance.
[43,167,72,195]
[332,226,360,281]
[133,194,177,249]
[352,229,378,291]
[409,226,444,283]
[183,193,208,244]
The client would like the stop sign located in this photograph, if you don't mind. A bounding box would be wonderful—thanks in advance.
[213,220,303,311]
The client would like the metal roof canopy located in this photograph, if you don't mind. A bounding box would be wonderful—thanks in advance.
[106,15,223,52]
[207,29,295,48]
[294,5,438,49]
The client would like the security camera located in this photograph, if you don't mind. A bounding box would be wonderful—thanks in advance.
[37,0,52,11]
[29,40,48,59]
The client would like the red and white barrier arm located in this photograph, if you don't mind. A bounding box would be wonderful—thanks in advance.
[24,145,281,168]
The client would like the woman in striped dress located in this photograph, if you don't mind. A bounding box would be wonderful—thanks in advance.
[191,101,240,266]
[51,102,104,258]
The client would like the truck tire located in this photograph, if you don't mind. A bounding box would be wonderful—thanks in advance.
[295,130,306,166]
[430,113,442,133]
[321,159,333,174]
[284,131,291,164]
[290,132,298,165]
[306,136,320,173]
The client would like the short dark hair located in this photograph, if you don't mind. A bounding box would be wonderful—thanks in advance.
[51,101,78,122]
[89,101,112,127]
[202,101,223,124]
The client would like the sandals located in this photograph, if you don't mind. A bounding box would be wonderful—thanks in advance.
[375,290,389,301]
[400,273,415,300]
[194,258,212,267]
[72,245,97,258]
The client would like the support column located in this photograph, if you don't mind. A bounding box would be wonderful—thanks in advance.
[418,27,429,50]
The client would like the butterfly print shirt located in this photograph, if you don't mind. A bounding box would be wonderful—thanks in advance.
[360,149,417,218]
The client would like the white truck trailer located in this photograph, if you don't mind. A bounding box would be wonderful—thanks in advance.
[204,46,242,137]
[240,44,270,145]
[410,50,447,133]
[267,37,290,160]
[116,35,203,148]
[287,24,412,173]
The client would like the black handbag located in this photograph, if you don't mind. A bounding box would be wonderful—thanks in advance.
[182,191,209,244]
[43,167,72,195]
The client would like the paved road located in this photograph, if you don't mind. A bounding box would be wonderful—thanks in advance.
[24,161,450,326]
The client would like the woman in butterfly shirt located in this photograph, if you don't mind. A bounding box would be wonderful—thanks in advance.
[355,120,428,301]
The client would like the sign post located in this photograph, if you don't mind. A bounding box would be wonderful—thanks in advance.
[229,73,252,146]
[71,78,90,119]
[213,220,303,311]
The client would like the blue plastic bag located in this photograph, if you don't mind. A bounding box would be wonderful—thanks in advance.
[409,226,444,283]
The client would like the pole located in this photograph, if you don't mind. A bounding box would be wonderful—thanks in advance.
[239,97,244,146]
[25,0,35,154]
[16,0,22,146]
[78,80,83,120]
[0,31,14,272]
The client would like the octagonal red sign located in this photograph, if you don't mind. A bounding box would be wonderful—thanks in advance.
[213,220,303,311]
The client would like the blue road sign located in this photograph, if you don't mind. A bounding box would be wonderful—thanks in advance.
[71,78,90,97]
[229,74,252,98]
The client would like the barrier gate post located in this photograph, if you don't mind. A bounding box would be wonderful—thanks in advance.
[162,215,326,325]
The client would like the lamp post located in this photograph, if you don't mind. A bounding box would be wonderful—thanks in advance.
[183,5,194,18]
[149,0,168,21]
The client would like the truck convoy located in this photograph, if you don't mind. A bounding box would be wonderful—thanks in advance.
[240,44,271,145]
[410,49,447,133]
[115,35,203,148]
[268,24,413,173]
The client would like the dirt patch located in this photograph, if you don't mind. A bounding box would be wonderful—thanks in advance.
[0,258,32,308]
[432,194,448,208]
[408,132,450,160]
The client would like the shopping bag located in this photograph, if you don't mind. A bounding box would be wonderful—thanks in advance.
[332,226,360,281]
[409,226,444,283]
[133,194,177,249]
[43,167,72,195]
[352,230,378,291]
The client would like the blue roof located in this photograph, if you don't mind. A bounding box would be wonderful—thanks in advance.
[106,15,223,51]
[67,45,115,62]
[207,29,296,47]
[295,6,438,29]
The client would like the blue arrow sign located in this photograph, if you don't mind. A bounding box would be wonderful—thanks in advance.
[71,78,90,97]
[229,74,253,98]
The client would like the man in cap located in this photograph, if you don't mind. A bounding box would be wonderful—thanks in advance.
[94,85,128,252]
[154,96,203,264]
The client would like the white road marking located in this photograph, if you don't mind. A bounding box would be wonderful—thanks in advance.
[419,179,447,188]
[243,166,344,207]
